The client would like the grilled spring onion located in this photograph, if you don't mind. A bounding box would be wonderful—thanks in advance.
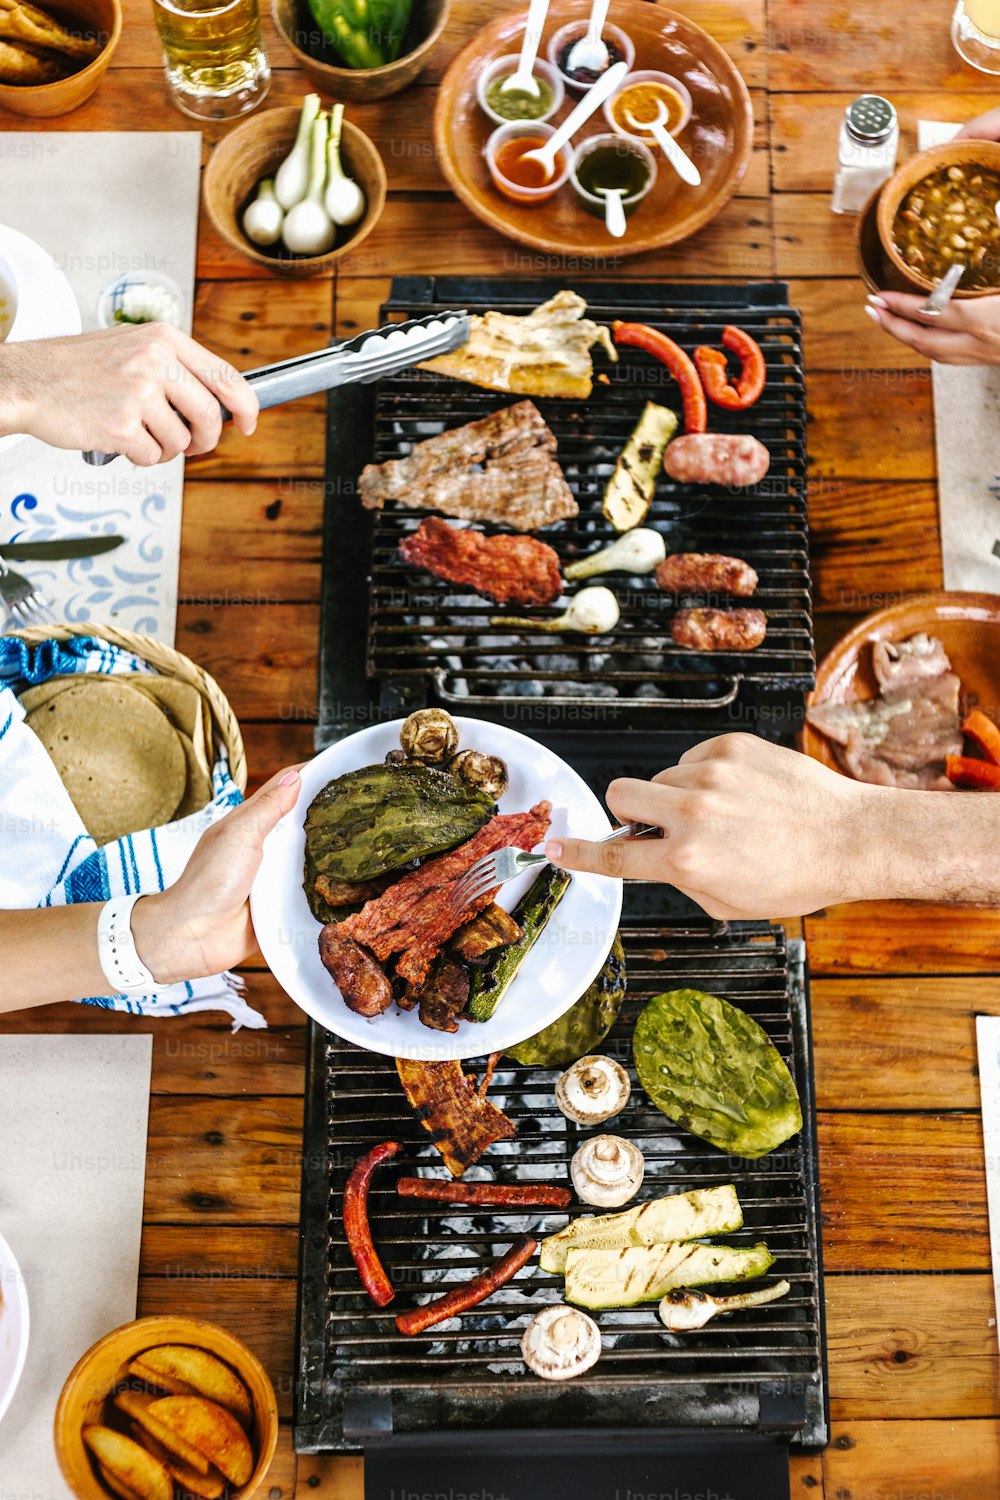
[466,866,571,1022]
[539,1183,744,1275]
[564,528,666,580]
[602,402,678,531]
[564,1241,775,1310]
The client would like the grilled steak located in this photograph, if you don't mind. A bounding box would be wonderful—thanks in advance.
[672,607,768,652]
[656,553,759,599]
[449,903,523,965]
[358,401,578,532]
[400,517,563,606]
[396,1053,516,1177]
[338,802,552,988]
[872,633,953,692]
[318,930,393,1016]
[415,955,471,1035]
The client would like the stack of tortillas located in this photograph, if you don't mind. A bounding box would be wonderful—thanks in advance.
[20,674,215,846]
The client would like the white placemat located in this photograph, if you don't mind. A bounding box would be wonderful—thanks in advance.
[0,1034,152,1497]
[0,132,202,643]
[977,1016,1000,1356]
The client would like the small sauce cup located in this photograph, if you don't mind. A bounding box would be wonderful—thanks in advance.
[570,132,658,220]
[485,120,570,205]
[547,20,636,92]
[476,54,565,127]
[603,69,694,142]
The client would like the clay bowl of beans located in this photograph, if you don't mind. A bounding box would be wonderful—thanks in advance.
[877,139,1000,298]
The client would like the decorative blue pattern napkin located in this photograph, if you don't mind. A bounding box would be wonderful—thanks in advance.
[0,635,265,1028]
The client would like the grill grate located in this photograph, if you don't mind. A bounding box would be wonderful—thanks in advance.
[362,279,813,712]
[295,920,827,1453]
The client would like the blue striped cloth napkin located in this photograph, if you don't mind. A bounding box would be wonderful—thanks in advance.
[0,635,265,1028]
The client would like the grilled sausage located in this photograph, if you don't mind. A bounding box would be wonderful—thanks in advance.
[396,1178,572,1208]
[662,433,770,488]
[656,553,759,598]
[395,1236,538,1335]
[318,929,393,1016]
[671,607,768,653]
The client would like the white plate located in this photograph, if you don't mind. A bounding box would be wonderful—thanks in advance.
[252,717,622,1061]
[0,223,82,458]
[0,1229,30,1427]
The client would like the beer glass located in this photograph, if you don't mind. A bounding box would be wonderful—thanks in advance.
[153,0,270,120]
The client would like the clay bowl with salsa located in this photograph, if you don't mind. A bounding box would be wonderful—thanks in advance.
[877,140,1000,297]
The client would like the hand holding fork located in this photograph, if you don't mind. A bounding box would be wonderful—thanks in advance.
[449,821,662,911]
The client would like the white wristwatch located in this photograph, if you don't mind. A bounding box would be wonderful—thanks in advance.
[97,895,169,997]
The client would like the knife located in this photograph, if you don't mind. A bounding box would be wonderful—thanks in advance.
[1,535,126,562]
[82,310,471,466]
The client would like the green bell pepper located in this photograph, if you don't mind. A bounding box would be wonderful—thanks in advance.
[307,0,415,69]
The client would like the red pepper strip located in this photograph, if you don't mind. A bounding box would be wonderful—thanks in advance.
[612,320,707,433]
[694,325,767,412]
[961,709,1000,766]
[397,1177,571,1209]
[395,1235,537,1336]
[343,1140,401,1307]
[946,755,1000,790]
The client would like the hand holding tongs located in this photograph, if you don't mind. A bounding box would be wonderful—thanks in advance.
[82,310,471,466]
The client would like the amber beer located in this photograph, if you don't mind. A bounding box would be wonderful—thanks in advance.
[966,0,1000,35]
[153,0,270,119]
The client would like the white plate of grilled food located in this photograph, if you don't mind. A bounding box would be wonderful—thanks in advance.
[0,1228,30,1427]
[252,714,622,1060]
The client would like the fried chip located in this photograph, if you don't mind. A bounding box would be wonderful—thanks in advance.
[148,1397,253,1488]
[82,1426,172,1500]
[136,1345,252,1428]
[113,1391,211,1477]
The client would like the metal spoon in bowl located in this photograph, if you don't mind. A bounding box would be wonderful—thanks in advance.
[920,260,966,317]
[566,0,611,77]
[500,0,550,97]
[519,59,629,182]
[624,99,701,187]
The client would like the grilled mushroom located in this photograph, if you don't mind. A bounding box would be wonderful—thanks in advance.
[521,1304,602,1381]
[658,1280,791,1331]
[448,749,509,800]
[399,708,459,766]
[384,748,408,765]
[571,1134,644,1208]
[555,1055,630,1126]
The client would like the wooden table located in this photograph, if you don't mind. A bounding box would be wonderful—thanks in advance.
[4,2,1000,1495]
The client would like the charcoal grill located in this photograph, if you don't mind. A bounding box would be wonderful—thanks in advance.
[318,276,812,747]
[296,917,828,1479]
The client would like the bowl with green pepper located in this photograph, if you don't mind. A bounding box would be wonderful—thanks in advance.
[271,0,451,102]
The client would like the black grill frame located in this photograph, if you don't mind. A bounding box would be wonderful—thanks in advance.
[295,919,828,1454]
[363,278,812,712]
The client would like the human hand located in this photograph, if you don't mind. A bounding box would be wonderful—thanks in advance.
[132,766,302,984]
[956,105,1000,142]
[865,289,1000,364]
[544,734,885,920]
[0,322,259,464]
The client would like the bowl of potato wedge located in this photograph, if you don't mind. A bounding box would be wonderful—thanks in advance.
[53,1315,277,1500]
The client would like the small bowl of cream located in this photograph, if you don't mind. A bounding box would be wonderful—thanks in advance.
[476,54,565,127]
[96,271,185,330]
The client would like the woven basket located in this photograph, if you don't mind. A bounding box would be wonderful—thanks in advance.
[12,623,247,793]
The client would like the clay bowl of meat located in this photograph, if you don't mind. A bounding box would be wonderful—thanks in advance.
[877,140,1000,298]
[802,592,1000,790]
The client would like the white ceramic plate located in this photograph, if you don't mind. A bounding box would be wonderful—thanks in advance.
[0,223,82,458]
[252,717,623,1061]
[0,1229,30,1427]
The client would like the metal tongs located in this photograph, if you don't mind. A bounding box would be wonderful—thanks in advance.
[82,310,471,466]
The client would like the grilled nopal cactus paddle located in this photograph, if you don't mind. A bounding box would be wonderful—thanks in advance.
[505,933,626,1067]
[633,988,802,1159]
[304,763,495,884]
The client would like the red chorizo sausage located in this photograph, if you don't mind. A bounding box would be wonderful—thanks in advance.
[395,1236,537,1336]
[396,1178,571,1208]
[656,554,759,598]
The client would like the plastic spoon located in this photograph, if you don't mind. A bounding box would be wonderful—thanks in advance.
[519,60,630,181]
[599,186,627,238]
[500,0,550,97]
[566,0,611,76]
[624,99,702,187]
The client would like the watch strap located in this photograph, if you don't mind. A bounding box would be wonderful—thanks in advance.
[97,894,168,997]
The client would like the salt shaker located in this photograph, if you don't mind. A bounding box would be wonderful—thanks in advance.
[832,95,899,215]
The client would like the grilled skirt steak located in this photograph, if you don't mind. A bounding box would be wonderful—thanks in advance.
[400,517,563,605]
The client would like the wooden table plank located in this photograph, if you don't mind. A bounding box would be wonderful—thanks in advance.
[807,480,943,608]
[806,369,934,481]
[806,902,1000,976]
[821,1419,1000,1500]
[175,601,318,722]
[144,1095,303,1224]
[813,977,1000,1110]
[819,1112,988,1272]
[826,1274,1000,1419]
[180,481,323,604]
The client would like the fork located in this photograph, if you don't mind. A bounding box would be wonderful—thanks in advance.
[449,822,662,911]
[0,550,58,631]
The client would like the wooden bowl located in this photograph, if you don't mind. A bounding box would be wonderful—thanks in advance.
[271,0,450,101]
[876,139,1000,298]
[433,0,753,260]
[802,592,1000,779]
[203,103,387,276]
[53,1314,278,1500]
[0,0,121,117]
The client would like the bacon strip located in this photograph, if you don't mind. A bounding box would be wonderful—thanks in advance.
[339,802,552,987]
[397,1178,571,1208]
[395,1236,537,1336]
[395,1056,516,1178]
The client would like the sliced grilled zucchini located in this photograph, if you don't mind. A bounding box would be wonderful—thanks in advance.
[602,402,678,531]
